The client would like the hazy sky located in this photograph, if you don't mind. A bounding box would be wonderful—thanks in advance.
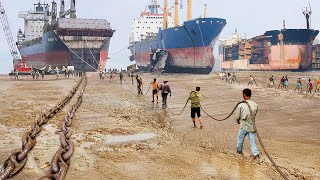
[1,0,319,73]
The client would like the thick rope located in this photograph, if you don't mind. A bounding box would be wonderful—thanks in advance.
[166,99,189,116]
[200,100,289,179]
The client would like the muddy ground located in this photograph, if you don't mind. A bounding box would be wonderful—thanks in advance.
[0,72,319,179]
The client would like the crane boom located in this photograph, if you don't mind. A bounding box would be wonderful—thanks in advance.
[0,1,22,65]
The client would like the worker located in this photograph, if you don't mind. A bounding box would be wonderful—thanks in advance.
[307,79,313,94]
[56,70,59,79]
[120,73,124,85]
[99,71,103,80]
[189,86,203,129]
[35,71,40,80]
[267,76,275,88]
[294,78,303,92]
[131,74,135,84]
[278,76,285,89]
[41,71,45,79]
[151,78,159,103]
[236,88,261,164]
[136,75,143,95]
[67,70,71,78]
[284,76,289,90]
[159,81,171,109]
[231,73,237,84]
[315,77,320,95]
[15,70,19,80]
[31,70,35,80]
[248,75,254,86]
[110,72,114,83]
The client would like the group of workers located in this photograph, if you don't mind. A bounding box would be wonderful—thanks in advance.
[133,75,260,163]
[268,75,320,94]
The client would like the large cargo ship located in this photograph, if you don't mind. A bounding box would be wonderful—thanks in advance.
[219,8,319,71]
[17,0,115,72]
[128,0,226,74]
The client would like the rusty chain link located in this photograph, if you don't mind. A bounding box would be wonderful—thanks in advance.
[39,76,87,180]
[0,77,85,180]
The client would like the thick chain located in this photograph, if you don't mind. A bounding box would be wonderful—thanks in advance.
[39,76,87,180]
[0,77,85,180]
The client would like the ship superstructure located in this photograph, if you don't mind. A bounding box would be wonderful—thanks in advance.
[128,0,226,74]
[17,0,115,72]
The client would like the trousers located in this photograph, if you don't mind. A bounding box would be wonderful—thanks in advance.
[236,128,259,156]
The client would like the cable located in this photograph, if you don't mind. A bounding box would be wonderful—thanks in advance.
[84,38,100,66]
[66,45,97,71]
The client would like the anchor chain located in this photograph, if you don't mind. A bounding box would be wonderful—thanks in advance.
[40,76,87,180]
[0,77,85,180]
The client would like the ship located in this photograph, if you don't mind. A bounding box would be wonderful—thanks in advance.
[17,0,115,72]
[128,0,226,74]
[219,6,319,71]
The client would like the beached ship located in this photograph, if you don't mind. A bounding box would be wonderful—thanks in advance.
[17,0,115,72]
[128,0,226,74]
[219,7,319,71]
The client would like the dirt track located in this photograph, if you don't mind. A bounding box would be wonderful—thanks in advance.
[0,72,319,179]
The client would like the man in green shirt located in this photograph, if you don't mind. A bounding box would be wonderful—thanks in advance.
[189,87,203,129]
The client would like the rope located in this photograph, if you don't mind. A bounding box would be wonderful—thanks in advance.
[109,46,129,56]
[166,99,189,116]
[84,38,100,66]
[67,46,97,71]
[143,83,152,96]
[200,101,243,121]
[200,100,289,179]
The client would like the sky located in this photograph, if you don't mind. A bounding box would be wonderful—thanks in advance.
[1,0,320,73]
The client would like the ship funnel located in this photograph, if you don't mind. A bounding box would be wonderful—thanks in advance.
[59,0,65,18]
[70,0,76,18]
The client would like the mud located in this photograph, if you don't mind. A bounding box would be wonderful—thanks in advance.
[0,72,319,179]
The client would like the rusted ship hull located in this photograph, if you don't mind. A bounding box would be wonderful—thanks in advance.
[221,45,313,70]
[220,29,319,71]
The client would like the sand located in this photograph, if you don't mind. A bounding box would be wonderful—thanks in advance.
[0,72,319,179]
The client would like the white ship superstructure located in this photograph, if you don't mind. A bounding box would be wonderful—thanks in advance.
[18,2,49,41]
[129,0,173,44]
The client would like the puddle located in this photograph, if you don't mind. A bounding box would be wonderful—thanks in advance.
[105,132,156,144]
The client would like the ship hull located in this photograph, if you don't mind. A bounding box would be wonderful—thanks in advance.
[129,18,226,74]
[220,29,319,71]
[18,31,112,72]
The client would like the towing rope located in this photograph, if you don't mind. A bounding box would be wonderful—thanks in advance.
[143,83,152,96]
[166,99,190,116]
[201,100,288,180]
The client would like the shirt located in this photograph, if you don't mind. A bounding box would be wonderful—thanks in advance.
[152,82,158,90]
[159,84,171,94]
[236,100,258,132]
[189,91,201,108]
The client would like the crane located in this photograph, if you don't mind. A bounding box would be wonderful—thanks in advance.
[0,1,21,64]
[0,1,30,73]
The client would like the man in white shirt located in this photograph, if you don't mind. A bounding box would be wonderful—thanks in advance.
[236,88,260,163]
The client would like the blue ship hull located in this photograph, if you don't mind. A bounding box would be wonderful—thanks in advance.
[129,18,227,74]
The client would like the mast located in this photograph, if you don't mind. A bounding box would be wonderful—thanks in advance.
[187,0,192,20]
[303,3,312,29]
[59,0,65,18]
[174,0,179,27]
[70,0,76,18]
[51,1,57,26]
[163,0,168,29]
